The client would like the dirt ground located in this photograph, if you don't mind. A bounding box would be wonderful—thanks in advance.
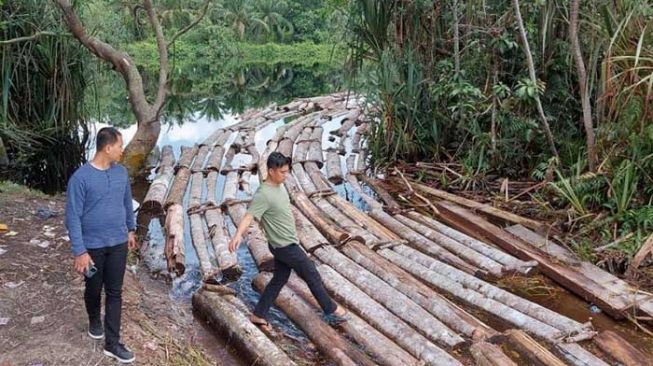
[0,187,237,366]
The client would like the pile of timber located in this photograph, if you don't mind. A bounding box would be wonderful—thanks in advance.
[139,93,650,366]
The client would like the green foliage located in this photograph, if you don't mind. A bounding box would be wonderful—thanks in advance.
[1,0,89,193]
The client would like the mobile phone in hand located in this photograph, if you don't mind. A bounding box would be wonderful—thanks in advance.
[84,265,97,278]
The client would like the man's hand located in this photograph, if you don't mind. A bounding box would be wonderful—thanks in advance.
[74,253,93,275]
[228,234,242,253]
[128,231,138,251]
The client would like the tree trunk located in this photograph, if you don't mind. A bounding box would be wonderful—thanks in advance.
[314,246,465,348]
[252,273,376,366]
[570,0,597,171]
[0,136,9,166]
[326,151,344,184]
[189,213,219,281]
[406,211,537,274]
[164,203,185,276]
[317,264,463,366]
[369,209,482,276]
[470,342,518,366]
[286,273,420,366]
[512,0,559,159]
[141,145,176,215]
[192,291,296,366]
[503,329,566,366]
[205,208,241,280]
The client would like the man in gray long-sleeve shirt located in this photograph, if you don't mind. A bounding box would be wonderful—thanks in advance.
[65,127,137,364]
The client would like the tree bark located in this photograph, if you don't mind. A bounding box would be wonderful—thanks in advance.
[286,273,420,366]
[252,273,376,366]
[512,0,559,159]
[317,264,463,366]
[570,0,597,171]
[164,203,185,276]
[192,291,296,366]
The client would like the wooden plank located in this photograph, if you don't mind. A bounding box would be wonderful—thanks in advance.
[434,201,629,319]
[593,331,653,366]
[503,329,566,366]
[470,341,518,366]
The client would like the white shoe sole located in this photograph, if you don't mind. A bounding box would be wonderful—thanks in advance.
[103,349,135,363]
[88,330,104,340]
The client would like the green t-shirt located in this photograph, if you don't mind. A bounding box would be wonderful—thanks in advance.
[246,182,298,248]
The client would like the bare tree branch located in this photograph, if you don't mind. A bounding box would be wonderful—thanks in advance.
[53,0,151,123]
[0,31,63,45]
[166,0,211,49]
[142,0,168,115]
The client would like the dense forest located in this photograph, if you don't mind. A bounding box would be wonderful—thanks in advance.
[1,0,652,263]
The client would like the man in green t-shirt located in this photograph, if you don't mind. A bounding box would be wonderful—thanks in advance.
[228,152,347,327]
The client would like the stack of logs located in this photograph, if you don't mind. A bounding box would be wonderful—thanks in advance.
[140,93,652,366]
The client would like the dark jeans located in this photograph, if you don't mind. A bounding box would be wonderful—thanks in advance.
[254,244,336,318]
[85,242,128,348]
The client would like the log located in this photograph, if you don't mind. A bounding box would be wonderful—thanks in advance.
[292,162,317,195]
[176,144,199,171]
[312,198,379,245]
[503,329,566,366]
[189,214,219,281]
[554,343,610,366]
[205,146,226,173]
[164,167,191,210]
[222,146,237,172]
[626,233,653,278]
[164,204,185,276]
[287,186,350,244]
[331,113,357,137]
[410,181,549,233]
[243,131,260,164]
[342,240,494,340]
[192,291,296,366]
[369,209,482,276]
[358,175,402,214]
[304,161,332,193]
[593,330,652,366]
[317,265,463,366]
[291,206,329,253]
[306,127,324,167]
[355,150,368,172]
[409,212,536,274]
[158,145,175,172]
[286,273,420,366]
[142,146,176,215]
[393,242,588,335]
[381,248,569,341]
[326,195,399,241]
[227,203,274,271]
[205,208,241,280]
[201,129,226,147]
[191,144,210,172]
[436,201,633,319]
[469,342,518,366]
[345,173,383,211]
[188,172,204,210]
[205,171,219,207]
[252,273,376,366]
[277,138,294,157]
[395,214,504,277]
[314,246,465,348]
[239,171,252,195]
[326,152,344,184]
[201,283,236,295]
[222,170,239,205]
[292,127,313,162]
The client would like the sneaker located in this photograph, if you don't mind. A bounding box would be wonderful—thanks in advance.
[88,321,104,340]
[103,343,135,364]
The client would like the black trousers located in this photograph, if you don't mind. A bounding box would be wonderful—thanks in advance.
[85,242,128,348]
[254,244,336,318]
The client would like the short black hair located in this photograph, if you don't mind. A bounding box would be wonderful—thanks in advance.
[267,152,292,170]
[96,127,122,151]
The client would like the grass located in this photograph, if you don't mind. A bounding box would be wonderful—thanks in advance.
[0,181,55,199]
